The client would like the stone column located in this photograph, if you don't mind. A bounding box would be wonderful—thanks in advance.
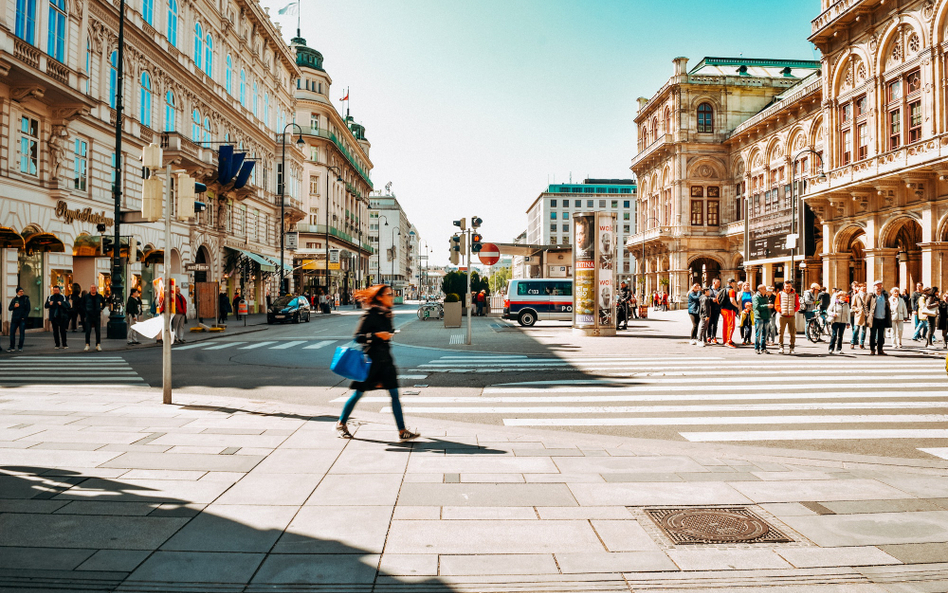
[863,248,897,288]
[900,250,922,292]
[745,265,759,288]
[822,253,850,292]
[919,242,948,289]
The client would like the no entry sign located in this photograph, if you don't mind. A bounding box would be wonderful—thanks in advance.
[478,243,500,265]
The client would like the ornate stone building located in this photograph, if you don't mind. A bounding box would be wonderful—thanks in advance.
[291,35,373,299]
[1,0,302,330]
[629,0,948,301]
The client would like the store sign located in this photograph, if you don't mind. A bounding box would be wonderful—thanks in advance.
[285,231,299,250]
[55,201,114,227]
[329,249,340,270]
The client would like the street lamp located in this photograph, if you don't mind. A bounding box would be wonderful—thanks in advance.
[377,215,388,284]
[325,164,343,294]
[789,148,827,287]
[106,0,128,340]
[280,122,305,296]
[391,226,401,282]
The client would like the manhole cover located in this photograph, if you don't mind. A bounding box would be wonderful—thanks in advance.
[644,507,793,545]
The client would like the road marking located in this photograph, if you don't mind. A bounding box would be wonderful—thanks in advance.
[238,341,278,349]
[397,374,428,380]
[335,390,948,404]
[449,334,464,345]
[680,429,948,442]
[172,342,207,350]
[383,401,948,414]
[500,414,948,427]
[918,448,948,460]
[303,340,335,350]
[482,382,948,394]
[270,341,307,350]
[203,342,246,350]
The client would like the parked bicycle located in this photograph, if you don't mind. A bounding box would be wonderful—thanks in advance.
[417,300,444,321]
[806,309,831,343]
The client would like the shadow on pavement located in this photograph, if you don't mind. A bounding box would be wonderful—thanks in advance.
[0,466,457,592]
[173,403,338,424]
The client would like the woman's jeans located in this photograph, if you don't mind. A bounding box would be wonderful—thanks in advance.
[829,322,847,351]
[340,388,406,431]
[926,318,937,345]
[689,313,699,340]
[850,324,866,346]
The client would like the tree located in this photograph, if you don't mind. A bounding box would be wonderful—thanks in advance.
[489,266,511,293]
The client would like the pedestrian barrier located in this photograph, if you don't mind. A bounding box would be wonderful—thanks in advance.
[238,301,248,316]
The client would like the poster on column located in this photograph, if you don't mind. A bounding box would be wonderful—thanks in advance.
[597,211,616,328]
[573,215,596,326]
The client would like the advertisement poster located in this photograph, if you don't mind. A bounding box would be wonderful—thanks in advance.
[597,212,615,328]
[573,215,596,326]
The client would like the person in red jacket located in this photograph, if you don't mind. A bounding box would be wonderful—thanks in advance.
[774,282,800,354]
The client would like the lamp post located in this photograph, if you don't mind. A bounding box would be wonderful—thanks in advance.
[377,215,388,284]
[106,0,128,340]
[789,149,827,288]
[279,122,305,296]
[637,216,662,301]
[324,164,343,294]
[391,226,401,282]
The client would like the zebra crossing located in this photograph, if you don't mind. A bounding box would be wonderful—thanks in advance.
[173,339,339,351]
[0,356,148,387]
[343,353,948,448]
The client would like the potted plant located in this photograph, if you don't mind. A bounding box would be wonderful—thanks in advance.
[443,293,462,328]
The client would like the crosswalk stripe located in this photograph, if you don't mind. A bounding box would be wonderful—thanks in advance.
[303,340,335,350]
[203,342,246,350]
[271,341,307,350]
[482,382,948,394]
[918,448,948,460]
[6,357,126,361]
[500,414,948,427]
[382,401,948,414]
[171,342,207,350]
[680,429,948,442]
[338,390,948,404]
[239,341,278,349]
[0,378,147,383]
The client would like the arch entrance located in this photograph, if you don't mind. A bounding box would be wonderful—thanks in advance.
[689,257,721,287]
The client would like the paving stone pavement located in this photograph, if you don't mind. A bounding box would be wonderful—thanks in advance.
[0,386,947,593]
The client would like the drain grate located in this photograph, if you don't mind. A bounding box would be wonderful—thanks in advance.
[644,507,793,545]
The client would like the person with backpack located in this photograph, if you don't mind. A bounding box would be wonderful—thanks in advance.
[719,278,741,348]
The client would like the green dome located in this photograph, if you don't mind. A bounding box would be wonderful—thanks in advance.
[291,37,324,71]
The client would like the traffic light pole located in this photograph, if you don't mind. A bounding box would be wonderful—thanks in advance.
[162,163,173,404]
[466,227,472,346]
[107,0,127,340]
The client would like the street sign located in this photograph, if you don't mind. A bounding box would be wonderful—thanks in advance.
[285,231,298,250]
[478,243,500,265]
[329,249,340,270]
[185,263,210,272]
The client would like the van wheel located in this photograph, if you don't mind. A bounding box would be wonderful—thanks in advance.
[518,310,537,327]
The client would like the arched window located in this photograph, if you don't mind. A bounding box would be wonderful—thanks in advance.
[164,91,176,132]
[15,0,36,44]
[239,69,246,106]
[142,0,153,25]
[109,50,118,109]
[85,38,92,94]
[203,116,211,145]
[651,117,659,139]
[252,81,258,117]
[663,107,670,134]
[194,22,203,69]
[140,71,152,128]
[697,103,713,133]
[263,93,269,129]
[167,0,177,46]
[204,34,213,77]
[225,55,232,94]
[47,0,67,62]
[192,109,201,142]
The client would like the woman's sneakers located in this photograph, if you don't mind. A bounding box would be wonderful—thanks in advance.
[335,422,353,439]
[398,429,420,441]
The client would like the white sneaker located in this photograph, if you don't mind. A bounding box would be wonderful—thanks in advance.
[96,345,101,352]
[827,350,835,355]
[698,341,706,348]
[779,347,785,355]
[84,345,90,352]
[689,339,696,345]
[789,349,795,355]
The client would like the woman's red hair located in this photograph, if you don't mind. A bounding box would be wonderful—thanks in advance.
[354,284,390,306]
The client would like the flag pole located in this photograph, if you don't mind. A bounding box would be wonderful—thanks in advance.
[296,0,301,38]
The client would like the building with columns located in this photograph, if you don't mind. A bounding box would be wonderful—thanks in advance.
[1,0,303,331]
[291,35,373,300]
[629,0,948,299]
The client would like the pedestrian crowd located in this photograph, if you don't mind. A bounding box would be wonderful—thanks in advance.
[686,278,948,356]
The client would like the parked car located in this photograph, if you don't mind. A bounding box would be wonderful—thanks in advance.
[267,295,312,324]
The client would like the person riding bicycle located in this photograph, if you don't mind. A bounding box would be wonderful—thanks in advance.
[802,283,820,325]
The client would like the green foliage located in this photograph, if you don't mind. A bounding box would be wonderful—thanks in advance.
[441,270,490,298]
[489,267,512,293]
[444,293,460,303]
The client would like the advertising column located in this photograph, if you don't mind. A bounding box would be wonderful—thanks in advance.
[573,212,616,336]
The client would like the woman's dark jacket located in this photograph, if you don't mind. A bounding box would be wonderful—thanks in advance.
[350,305,398,391]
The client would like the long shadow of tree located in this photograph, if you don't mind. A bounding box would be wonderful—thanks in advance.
[0,466,458,593]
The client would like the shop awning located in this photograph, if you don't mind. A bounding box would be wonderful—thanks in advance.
[259,253,293,272]
[236,249,276,272]
[22,231,65,253]
[0,226,25,249]
[142,249,164,265]
[73,234,100,257]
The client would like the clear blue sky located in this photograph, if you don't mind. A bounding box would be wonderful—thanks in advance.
[264,0,821,265]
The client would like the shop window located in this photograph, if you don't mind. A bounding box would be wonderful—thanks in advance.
[697,102,713,133]
[73,138,87,191]
[19,116,38,176]
[690,200,703,225]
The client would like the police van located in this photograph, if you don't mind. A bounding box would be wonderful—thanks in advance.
[502,278,573,326]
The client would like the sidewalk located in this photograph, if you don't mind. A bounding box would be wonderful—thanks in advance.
[1,314,273,355]
[1,385,946,592]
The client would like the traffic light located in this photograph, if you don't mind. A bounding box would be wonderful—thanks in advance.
[471,216,482,229]
[100,236,114,256]
[449,234,462,265]
[129,237,138,263]
[453,218,466,231]
[142,176,163,221]
[176,173,195,220]
[471,233,483,253]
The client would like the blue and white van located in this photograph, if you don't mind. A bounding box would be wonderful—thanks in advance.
[502,279,573,326]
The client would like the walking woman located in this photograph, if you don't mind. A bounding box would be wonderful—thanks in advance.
[923,287,940,349]
[336,284,419,441]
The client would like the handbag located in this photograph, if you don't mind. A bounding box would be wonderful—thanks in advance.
[921,304,940,317]
[330,343,371,382]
